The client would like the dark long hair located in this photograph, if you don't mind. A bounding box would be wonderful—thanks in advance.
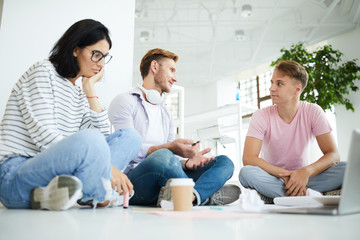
[49,19,112,78]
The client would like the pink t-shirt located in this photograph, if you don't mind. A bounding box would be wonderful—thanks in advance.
[246,101,332,171]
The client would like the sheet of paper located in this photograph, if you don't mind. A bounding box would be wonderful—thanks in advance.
[273,196,322,207]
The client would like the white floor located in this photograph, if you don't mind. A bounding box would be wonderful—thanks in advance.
[0,204,359,240]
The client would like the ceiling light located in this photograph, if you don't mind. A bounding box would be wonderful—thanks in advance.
[139,31,150,42]
[241,4,253,17]
[235,30,245,41]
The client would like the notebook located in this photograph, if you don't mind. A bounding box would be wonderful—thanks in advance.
[269,129,360,215]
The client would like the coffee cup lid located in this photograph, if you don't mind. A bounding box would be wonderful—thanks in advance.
[170,178,195,187]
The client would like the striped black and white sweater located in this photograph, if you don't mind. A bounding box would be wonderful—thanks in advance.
[0,60,110,165]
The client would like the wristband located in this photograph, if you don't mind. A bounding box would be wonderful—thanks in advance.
[184,159,190,171]
[86,96,98,99]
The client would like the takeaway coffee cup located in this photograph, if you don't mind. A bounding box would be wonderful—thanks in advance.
[170,178,195,211]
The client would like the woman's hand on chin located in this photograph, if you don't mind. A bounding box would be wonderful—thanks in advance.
[82,67,104,95]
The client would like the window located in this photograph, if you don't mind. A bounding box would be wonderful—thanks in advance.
[166,92,179,120]
[239,70,273,117]
[165,85,184,138]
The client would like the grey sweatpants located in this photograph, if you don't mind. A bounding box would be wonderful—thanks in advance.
[239,162,346,198]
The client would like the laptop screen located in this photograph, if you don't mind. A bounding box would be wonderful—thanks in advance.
[339,129,360,215]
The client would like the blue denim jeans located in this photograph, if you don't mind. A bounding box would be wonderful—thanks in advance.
[0,128,141,209]
[239,162,346,198]
[127,149,234,206]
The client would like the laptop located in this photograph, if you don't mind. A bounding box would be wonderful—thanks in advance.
[270,129,360,215]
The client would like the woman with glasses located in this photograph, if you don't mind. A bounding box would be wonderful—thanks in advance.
[0,19,141,210]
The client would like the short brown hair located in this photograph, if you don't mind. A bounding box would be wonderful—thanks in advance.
[275,60,308,91]
[139,48,178,79]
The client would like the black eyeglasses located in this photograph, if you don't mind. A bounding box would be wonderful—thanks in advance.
[85,48,112,64]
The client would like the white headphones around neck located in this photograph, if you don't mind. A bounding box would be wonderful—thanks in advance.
[138,84,164,105]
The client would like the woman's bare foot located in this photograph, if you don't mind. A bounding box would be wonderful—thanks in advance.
[96,200,110,207]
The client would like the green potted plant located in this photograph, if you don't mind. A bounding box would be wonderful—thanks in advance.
[271,42,360,112]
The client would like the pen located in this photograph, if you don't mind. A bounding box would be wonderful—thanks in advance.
[192,141,200,146]
[123,192,129,209]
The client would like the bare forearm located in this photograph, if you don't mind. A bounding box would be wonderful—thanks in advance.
[308,132,340,176]
[304,151,340,177]
[82,68,104,113]
[243,156,288,177]
[147,139,198,158]
[83,84,102,113]
[87,98,103,113]
[147,143,171,156]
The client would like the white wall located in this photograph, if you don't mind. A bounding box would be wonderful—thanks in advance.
[327,26,360,162]
[183,82,218,139]
[216,75,238,107]
[184,82,218,117]
[0,0,135,117]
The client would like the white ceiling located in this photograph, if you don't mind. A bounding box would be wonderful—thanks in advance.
[133,0,360,87]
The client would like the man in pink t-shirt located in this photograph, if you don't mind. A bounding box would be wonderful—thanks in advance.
[239,60,346,200]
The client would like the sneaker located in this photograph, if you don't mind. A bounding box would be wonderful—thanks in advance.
[77,178,113,208]
[31,175,83,211]
[323,189,342,196]
[208,184,241,205]
[77,178,134,208]
[257,193,274,204]
[157,178,173,207]
[77,198,95,208]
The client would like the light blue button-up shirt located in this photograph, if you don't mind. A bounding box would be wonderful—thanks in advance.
[108,87,175,173]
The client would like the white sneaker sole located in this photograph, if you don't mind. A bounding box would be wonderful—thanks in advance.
[31,175,83,211]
